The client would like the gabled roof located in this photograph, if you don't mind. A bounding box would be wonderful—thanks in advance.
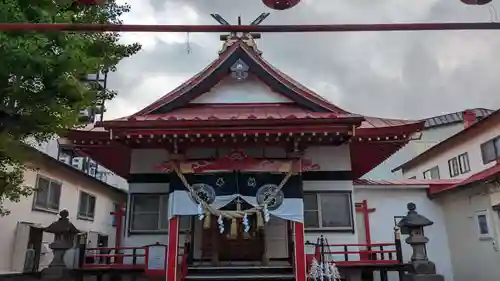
[354,178,460,186]
[68,36,424,179]
[422,108,494,129]
[24,145,127,195]
[393,108,500,173]
[128,40,349,117]
[429,161,500,196]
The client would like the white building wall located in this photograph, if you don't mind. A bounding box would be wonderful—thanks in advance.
[190,75,294,104]
[402,120,500,180]
[125,145,358,260]
[303,145,358,254]
[366,123,464,180]
[435,184,500,281]
[354,186,454,281]
[30,137,128,190]
[0,165,125,272]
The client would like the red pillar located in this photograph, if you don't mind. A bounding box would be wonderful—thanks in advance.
[110,202,125,264]
[362,200,372,245]
[166,216,180,281]
[293,222,306,281]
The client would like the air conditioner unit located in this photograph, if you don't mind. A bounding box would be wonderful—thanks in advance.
[71,157,84,170]
[58,154,71,164]
[96,171,108,182]
[78,108,95,124]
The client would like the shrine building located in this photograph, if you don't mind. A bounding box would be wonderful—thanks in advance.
[62,33,455,281]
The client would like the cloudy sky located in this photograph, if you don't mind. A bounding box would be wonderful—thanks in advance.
[105,0,500,121]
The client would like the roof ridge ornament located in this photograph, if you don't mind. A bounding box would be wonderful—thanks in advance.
[212,14,269,56]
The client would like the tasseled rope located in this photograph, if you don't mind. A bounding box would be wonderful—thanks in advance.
[173,161,293,219]
[257,212,264,229]
[230,218,238,237]
[203,213,211,229]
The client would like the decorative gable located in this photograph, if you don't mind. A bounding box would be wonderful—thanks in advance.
[190,75,294,104]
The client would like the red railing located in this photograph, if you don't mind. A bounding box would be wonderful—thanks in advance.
[80,241,191,277]
[305,241,403,269]
[326,243,400,265]
[81,246,148,269]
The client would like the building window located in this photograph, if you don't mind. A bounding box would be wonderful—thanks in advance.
[33,175,62,212]
[423,166,440,179]
[458,153,471,174]
[475,210,492,239]
[448,158,460,177]
[129,194,191,233]
[480,136,500,164]
[78,192,96,220]
[303,192,353,230]
[448,153,471,177]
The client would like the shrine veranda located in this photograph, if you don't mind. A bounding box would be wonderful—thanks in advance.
[64,34,454,281]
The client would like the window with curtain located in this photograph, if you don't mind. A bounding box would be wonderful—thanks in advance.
[481,136,500,164]
[303,192,353,230]
[78,192,96,220]
[129,194,191,233]
[33,175,61,212]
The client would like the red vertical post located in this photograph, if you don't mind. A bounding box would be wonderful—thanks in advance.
[362,200,372,244]
[110,202,125,264]
[167,216,180,281]
[293,222,306,281]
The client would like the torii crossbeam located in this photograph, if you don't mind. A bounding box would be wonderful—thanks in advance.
[1,22,500,33]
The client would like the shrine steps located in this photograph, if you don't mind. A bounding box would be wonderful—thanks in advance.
[185,264,295,281]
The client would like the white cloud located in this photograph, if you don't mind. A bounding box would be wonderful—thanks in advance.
[106,0,500,121]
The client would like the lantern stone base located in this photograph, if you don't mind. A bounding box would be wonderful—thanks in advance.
[41,266,73,281]
[403,273,444,281]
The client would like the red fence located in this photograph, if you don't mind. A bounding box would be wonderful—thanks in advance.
[306,241,403,268]
[81,246,147,269]
[79,241,191,279]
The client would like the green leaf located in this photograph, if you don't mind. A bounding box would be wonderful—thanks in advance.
[0,0,141,215]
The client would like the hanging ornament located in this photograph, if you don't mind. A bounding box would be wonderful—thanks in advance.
[242,213,250,232]
[197,203,204,220]
[308,258,320,281]
[186,32,192,54]
[257,212,265,229]
[203,214,211,229]
[319,262,325,281]
[323,262,331,281]
[217,215,224,234]
[329,263,341,281]
[263,204,270,222]
[460,0,492,4]
[229,218,238,237]
[262,0,301,10]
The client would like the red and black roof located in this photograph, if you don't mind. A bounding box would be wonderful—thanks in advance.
[66,37,423,178]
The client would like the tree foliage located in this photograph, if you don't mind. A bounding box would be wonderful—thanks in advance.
[0,0,141,215]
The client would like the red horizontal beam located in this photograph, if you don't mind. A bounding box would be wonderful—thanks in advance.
[85,254,145,258]
[325,242,395,247]
[81,264,145,269]
[86,247,145,251]
[327,250,397,255]
[1,22,500,33]
[335,260,400,266]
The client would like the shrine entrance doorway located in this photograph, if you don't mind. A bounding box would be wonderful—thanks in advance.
[201,202,265,262]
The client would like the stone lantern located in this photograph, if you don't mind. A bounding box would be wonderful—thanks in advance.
[397,203,443,281]
[42,210,80,280]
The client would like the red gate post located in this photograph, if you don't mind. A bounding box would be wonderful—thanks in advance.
[166,216,180,281]
[293,222,306,281]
